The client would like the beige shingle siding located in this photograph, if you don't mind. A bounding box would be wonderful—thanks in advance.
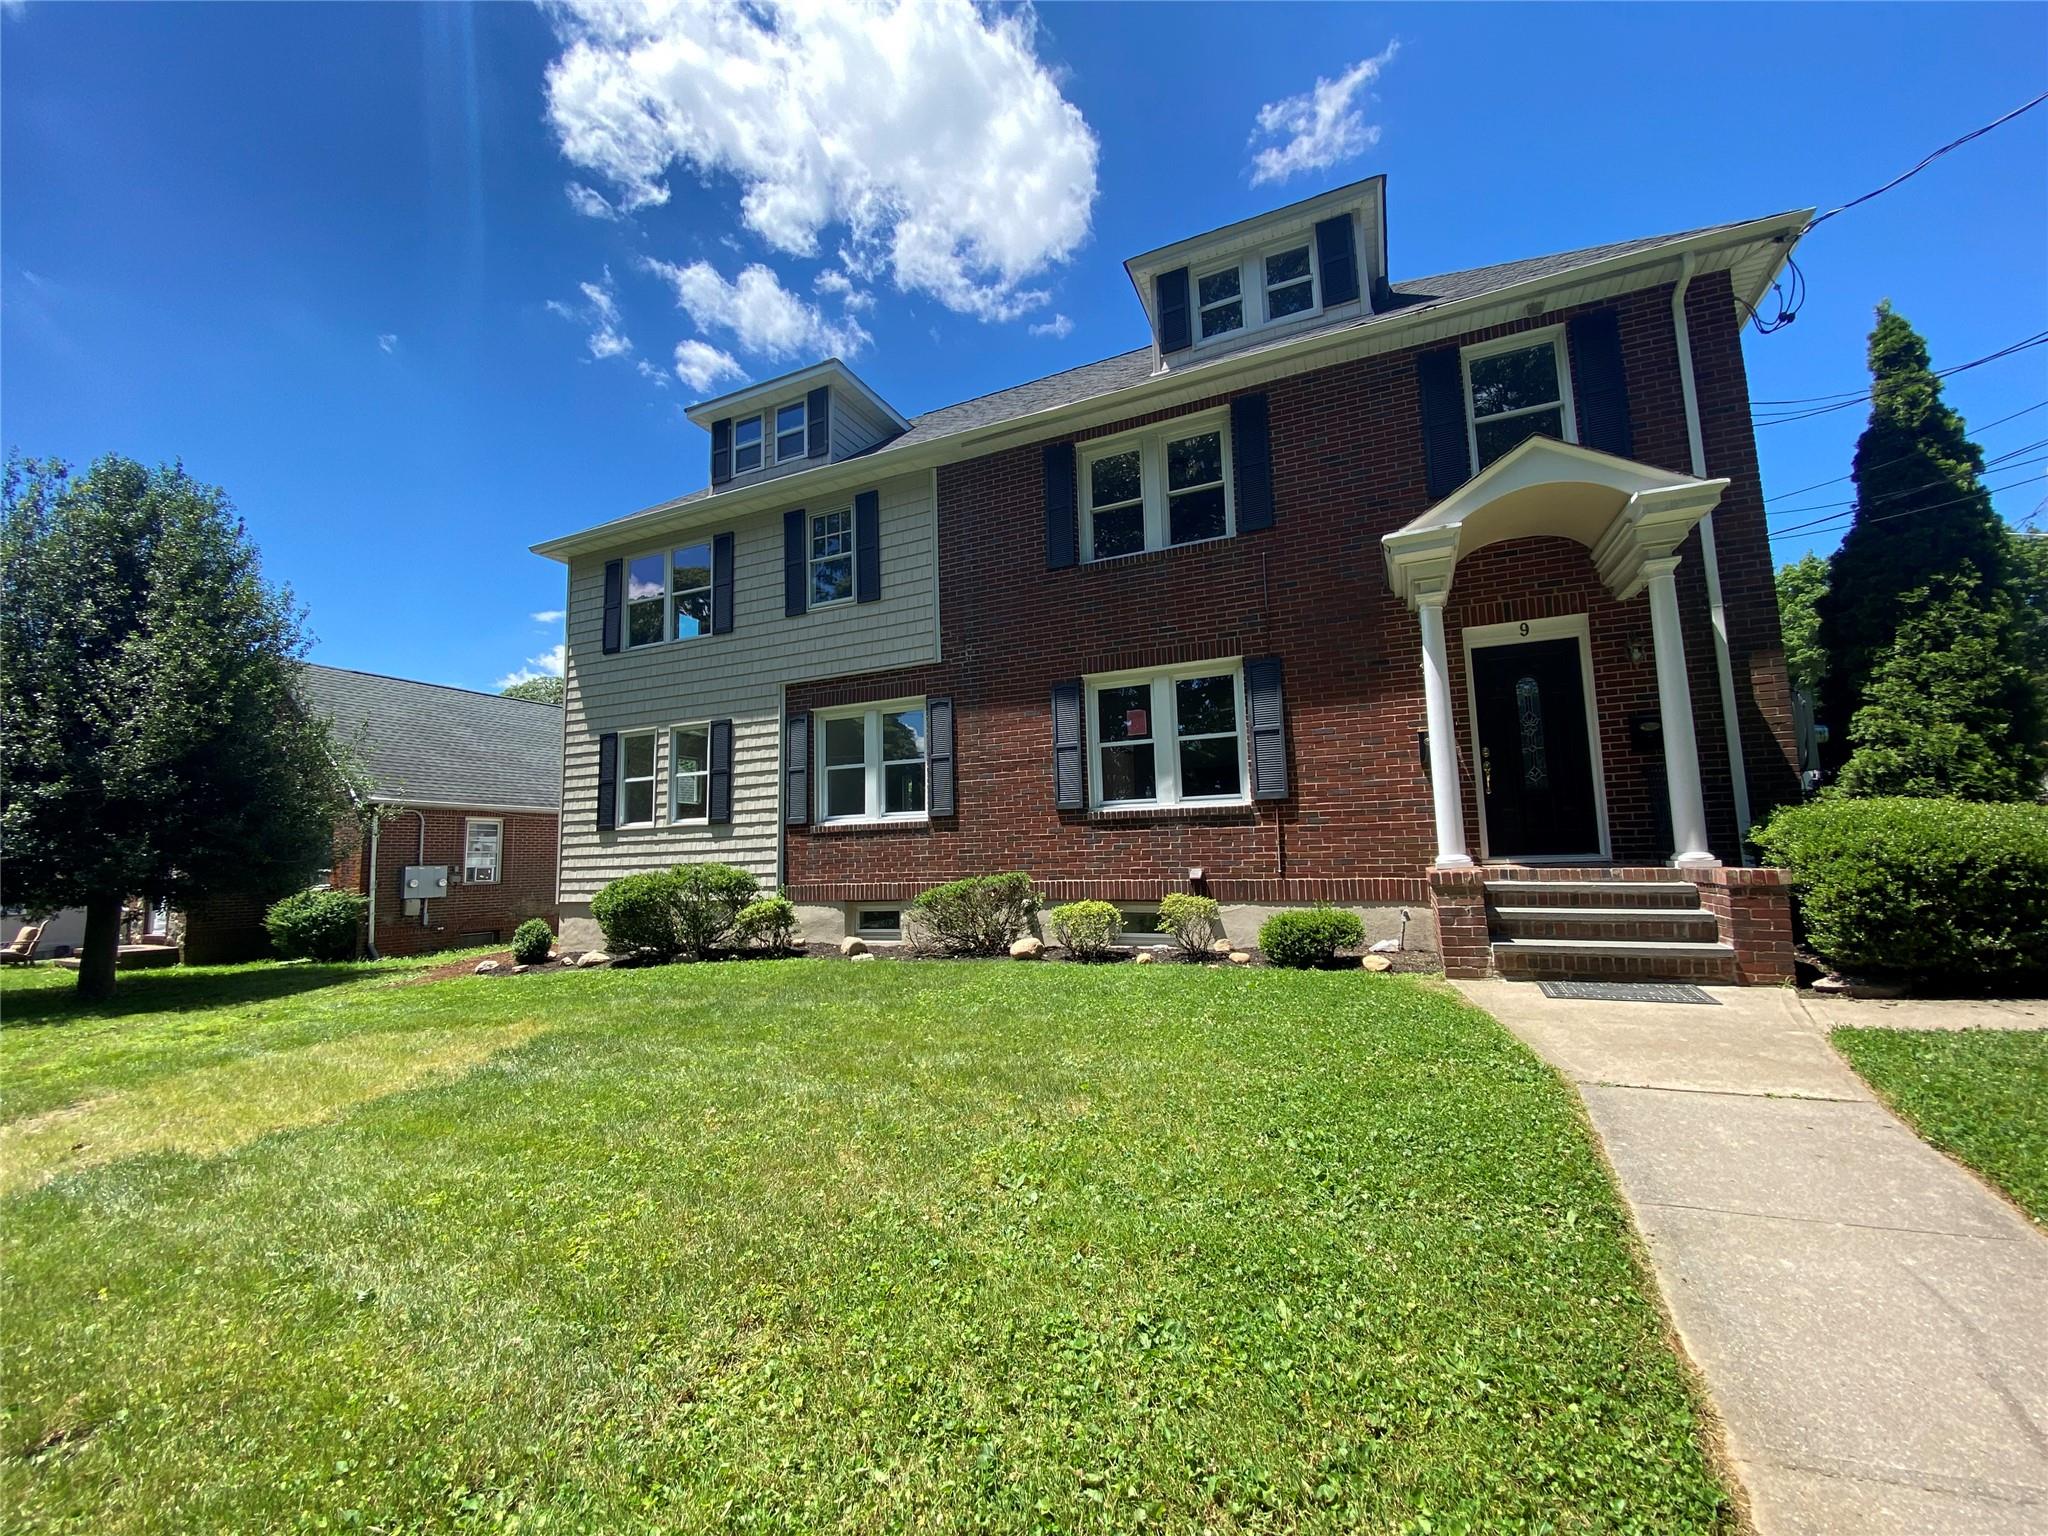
[560,469,936,900]
[713,387,903,496]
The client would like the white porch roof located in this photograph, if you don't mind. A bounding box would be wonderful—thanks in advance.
[1382,436,1729,609]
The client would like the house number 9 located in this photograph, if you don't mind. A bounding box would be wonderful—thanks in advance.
[1518,621,1530,637]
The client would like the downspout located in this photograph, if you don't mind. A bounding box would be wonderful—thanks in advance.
[1672,254,1755,861]
[410,808,428,928]
[364,815,381,960]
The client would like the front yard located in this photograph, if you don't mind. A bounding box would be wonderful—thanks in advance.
[2,959,1729,1533]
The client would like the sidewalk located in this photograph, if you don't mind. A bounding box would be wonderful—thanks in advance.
[1458,979,2048,1536]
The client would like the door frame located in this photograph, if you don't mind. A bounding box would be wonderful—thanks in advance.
[1461,612,1611,863]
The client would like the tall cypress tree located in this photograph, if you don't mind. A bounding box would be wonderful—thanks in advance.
[1815,303,2013,771]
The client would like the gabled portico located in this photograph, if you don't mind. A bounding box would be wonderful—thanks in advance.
[1383,436,1730,870]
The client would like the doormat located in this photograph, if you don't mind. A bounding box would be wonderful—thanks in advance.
[1537,980,1718,1005]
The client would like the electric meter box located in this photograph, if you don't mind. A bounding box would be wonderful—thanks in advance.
[400,865,449,899]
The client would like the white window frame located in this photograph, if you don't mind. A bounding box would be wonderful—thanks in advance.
[463,817,503,884]
[1189,234,1325,351]
[808,507,856,609]
[1079,410,1235,563]
[732,413,765,474]
[1194,260,1245,341]
[1085,660,1248,811]
[1461,327,1579,472]
[854,907,903,939]
[668,722,711,826]
[617,728,660,830]
[1259,237,1319,324]
[774,398,808,463]
[623,539,718,650]
[814,696,929,825]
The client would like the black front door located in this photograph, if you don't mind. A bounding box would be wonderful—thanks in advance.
[1471,636,1599,858]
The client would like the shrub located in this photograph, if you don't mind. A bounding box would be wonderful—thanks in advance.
[511,919,554,966]
[1157,893,1222,961]
[909,873,1039,956]
[1259,906,1365,969]
[671,863,759,957]
[589,863,760,960]
[1753,797,2048,985]
[1048,900,1121,959]
[733,895,798,953]
[264,888,367,962]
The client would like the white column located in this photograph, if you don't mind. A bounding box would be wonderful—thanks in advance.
[1644,558,1716,867]
[1417,596,1471,867]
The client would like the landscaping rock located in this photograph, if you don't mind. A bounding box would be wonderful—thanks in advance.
[1369,938,1400,954]
[1009,937,1044,960]
[1362,953,1393,972]
[1132,950,1155,965]
[510,964,528,975]
[1228,951,1252,966]
[1209,938,1233,956]
[574,951,612,969]
[849,951,876,963]
[474,959,500,974]
[839,936,869,957]
[1846,977,1908,1000]
[1811,975,1850,995]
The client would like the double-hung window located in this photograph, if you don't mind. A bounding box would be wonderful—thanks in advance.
[625,541,715,647]
[463,817,502,884]
[1188,239,1323,350]
[1088,663,1246,809]
[1463,329,1576,470]
[1081,414,1233,561]
[669,724,710,823]
[732,415,764,474]
[1262,242,1315,321]
[775,400,807,463]
[818,699,927,822]
[617,729,658,828]
[809,509,854,606]
[1197,264,1243,339]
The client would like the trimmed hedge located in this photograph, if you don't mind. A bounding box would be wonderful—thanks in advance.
[733,895,798,953]
[590,863,759,960]
[511,919,555,966]
[910,873,1039,956]
[1754,797,2048,985]
[1259,906,1364,969]
[1157,893,1221,961]
[1048,900,1121,959]
[264,889,367,962]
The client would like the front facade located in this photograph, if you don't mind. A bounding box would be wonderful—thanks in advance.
[542,178,1804,981]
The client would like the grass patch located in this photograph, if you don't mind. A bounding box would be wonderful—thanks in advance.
[3,960,1731,1533]
[1832,1026,2048,1223]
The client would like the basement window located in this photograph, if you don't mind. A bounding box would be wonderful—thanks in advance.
[855,908,902,939]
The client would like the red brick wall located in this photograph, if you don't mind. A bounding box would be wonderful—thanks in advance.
[334,808,558,957]
[787,271,1795,899]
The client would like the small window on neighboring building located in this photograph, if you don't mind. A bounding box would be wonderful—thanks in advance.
[1088,663,1246,810]
[1197,264,1243,339]
[775,400,807,462]
[810,508,855,607]
[856,908,902,938]
[733,414,765,474]
[670,724,709,823]
[1464,330,1575,470]
[464,818,502,884]
[618,730,658,828]
[816,699,927,822]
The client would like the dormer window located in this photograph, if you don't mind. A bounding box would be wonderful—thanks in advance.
[1198,265,1243,339]
[732,415,764,474]
[1263,244,1315,320]
[775,400,807,463]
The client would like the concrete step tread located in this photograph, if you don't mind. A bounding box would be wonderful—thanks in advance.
[1491,937,1736,958]
[1488,905,1719,923]
[1482,878,1699,895]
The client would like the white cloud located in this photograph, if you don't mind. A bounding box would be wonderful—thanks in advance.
[565,181,618,220]
[672,338,748,394]
[544,0,1099,322]
[377,333,399,353]
[531,610,566,624]
[496,643,567,690]
[1248,42,1398,187]
[547,265,634,361]
[813,268,853,297]
[635,358,671,388]
[644,257,869,360]
[1028,313,1072,339]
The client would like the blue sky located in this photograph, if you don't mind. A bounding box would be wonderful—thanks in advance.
[5,2,2045,692]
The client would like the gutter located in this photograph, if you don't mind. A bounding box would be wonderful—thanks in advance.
[1672,253,1755,860]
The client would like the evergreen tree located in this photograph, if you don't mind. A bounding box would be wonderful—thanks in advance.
[1836,577,2046,801]
[1,456,357,999]
[1815,303,2015,771]
[1774,552,1830,696]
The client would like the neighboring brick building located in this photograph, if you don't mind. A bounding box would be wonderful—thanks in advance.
[538,177,1804,982]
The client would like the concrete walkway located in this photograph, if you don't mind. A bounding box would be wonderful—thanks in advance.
[1458,980,2048,1535]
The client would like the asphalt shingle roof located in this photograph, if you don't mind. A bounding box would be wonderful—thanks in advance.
[296,664,562,811]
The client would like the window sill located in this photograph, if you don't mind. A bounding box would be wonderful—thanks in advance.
[1079,533,1238,570]
[809,816,934,835]
[1083,802,1257,824]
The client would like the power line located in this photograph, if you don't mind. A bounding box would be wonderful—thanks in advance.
[1754,332,2048,425]
[1768,470,2047,544]
[1767,439,2048,523]
[1763,401,2048,502]
[1803,90,2048,235]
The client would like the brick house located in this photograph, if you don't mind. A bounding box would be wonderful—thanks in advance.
[537,178,1803,982]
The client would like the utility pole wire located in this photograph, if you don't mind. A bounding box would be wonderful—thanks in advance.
[1763,401,2048,502]
[1802,90,2048,235]
[1767,438,2048,523]
[1754,332,2048,425]
[1768,470,2047,543]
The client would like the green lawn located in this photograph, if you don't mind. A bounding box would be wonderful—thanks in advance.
[2,959,1730,1534]
[1832,1026,2048,1224]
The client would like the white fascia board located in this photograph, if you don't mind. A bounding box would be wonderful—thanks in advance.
[683,358,911,434]
[370,796,562,815]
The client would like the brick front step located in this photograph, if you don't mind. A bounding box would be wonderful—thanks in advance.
[1491,937,1739,983]
[1482,878,1703,910]
[1488,906,1722,943]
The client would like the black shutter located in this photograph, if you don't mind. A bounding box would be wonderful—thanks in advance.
[711,532,735,635]
[595,732,619,831]
[1231,394,1274,532]
[927,696,955,817]
[1155,267,1192,354]
[807,386,830,458]
[854,489,881,604]
[711,418,733,485]
[1245,656,1289,801]
[601,559,623,654]
[1569,308,1633,459]
[784,712,810,825]
[1051,680,1084,811]
[707,718,733,824]
[784,509,807,617]
[1417,348,1472,498]
[1044,442,1078,569]
[1315,213,1360,307]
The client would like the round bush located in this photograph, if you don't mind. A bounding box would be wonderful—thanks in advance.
[1048,900,1121,959]
[1754,797,2048,985]
[264,888,367,962]
[590,871,683,960]
[733,895,798,952]
[590,863,761,960]
[511,919,555,966]
[1157,893,1221,960]
[1258,906,1365,969]
[909,873,1039,955]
